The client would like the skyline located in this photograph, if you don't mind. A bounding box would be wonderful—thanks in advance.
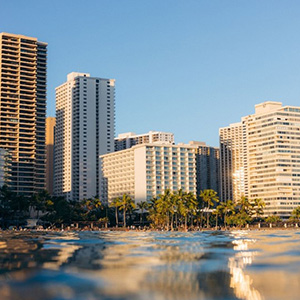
[2,1,300,146]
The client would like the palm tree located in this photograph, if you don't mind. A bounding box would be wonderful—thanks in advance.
[237,196,252,215]
[110,197,122,227]
[252,198,265,219]
[213,204,224,229]
[266,215,281,227]
[291,206,300,223]
[137,201,148,226]
[119,194,135,228]
[156,189,173,230]
[217,200,235,228]
[30,190,52,220]
[82,197,102,221]
[200,189,219,228]
[174,189,185,229]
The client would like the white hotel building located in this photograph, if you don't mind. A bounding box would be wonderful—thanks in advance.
[101,143,197,203]
[55,72,115,201]
[220,101,300,217]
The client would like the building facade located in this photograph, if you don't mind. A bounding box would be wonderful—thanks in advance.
[101,143,197,203]
[219,122,247,202]
[54,72,115,201]
[220,101,300,217]
[46,117,55,194]
[0,33,47,195]
[115,131,174,151]
[189,141,220,196]
[0,148,11,187]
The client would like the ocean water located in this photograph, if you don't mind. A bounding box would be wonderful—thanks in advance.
[0,229,300,300]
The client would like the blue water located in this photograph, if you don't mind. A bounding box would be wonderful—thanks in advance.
[0,230,300,300]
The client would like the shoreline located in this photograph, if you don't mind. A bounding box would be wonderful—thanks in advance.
[1,224,299,233]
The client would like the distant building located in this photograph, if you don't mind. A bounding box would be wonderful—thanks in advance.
[101,143,197,203]
[101,140,219,203]
[0,32,47,194]
[189,141,220,196]
[220,101,300,218]
[115,131,174,151]
[54,72,115,201]
[219,122,246,202]
[46,117,56,194]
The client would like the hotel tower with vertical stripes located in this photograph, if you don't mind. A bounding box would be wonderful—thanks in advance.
[0,33,47,194]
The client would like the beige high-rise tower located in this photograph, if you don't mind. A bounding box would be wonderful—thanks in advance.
[46,117,55,194]
[0,33,47,195]
[220,101,300,218]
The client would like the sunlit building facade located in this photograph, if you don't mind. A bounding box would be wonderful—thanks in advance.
[101,143,197,203]
[46,117,55,194]
[219,122,247,202]
[246,102,300,217]
[55,72,115,201]
[220,101,300,217]
[0,32,47,194]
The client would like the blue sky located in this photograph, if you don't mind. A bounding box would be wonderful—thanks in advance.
[1,0,300,146]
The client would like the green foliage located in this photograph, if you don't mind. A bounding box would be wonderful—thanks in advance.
[266,215,281,224]
[291,206,300,221]
[119,194,135,227]
[148,189,199,230]
[252,198,265,218]
[110,197,122,226]
[137,201,148,225]
[0,185,30,227]
[200,189,219,228]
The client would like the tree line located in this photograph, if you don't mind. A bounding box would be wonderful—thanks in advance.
[1,184,300,230]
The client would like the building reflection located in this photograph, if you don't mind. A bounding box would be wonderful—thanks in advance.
[1,230,300,300]
[228,233,261,300]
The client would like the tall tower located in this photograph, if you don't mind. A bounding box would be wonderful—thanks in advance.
[246,102,300,217]
[189,141,220,196]
[219,122,247,202]
[220,101,300,218]
[55,72,115,201]
[0,33,47,195]
[46,117,55,194]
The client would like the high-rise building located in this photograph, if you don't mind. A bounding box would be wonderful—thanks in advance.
[0,33,47,195]
[54,72,115,201]
[189,141,220,196]
[220,101,300,217]
[115,131,174,151]
[219,122,247,202]
[46,117,55,194]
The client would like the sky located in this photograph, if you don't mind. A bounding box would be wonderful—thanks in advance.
[1,0,300,146]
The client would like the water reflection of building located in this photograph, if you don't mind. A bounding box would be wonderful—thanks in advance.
[228,235,261,300]
[229,231,300,300]
[0,233,54,273]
